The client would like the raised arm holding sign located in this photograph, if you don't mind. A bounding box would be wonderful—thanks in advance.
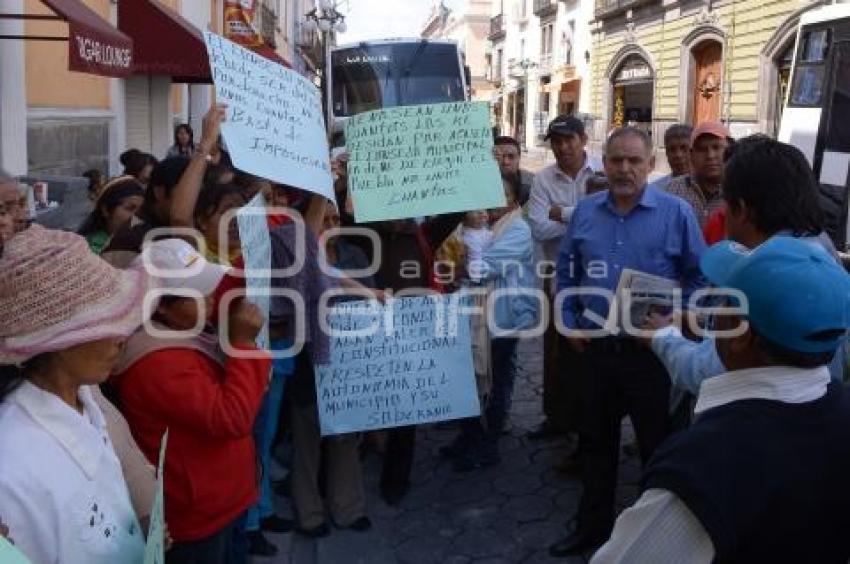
[203,32,334,202]
[345,101,505,223]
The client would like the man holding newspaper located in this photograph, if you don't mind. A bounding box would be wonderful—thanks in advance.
[549,127,707,557]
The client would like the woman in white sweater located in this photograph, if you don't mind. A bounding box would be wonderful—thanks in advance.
[0,226,155,564]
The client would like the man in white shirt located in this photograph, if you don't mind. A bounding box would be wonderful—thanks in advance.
[592,236,850,563]
[527,116,602,448]
[528,116,603,266]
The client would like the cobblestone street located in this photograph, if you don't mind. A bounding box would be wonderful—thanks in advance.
[258,337,642,564]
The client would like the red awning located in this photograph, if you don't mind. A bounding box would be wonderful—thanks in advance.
[118,0,211,83]
[39,0,134,77]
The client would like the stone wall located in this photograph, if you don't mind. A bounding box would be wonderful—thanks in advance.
[27,118,110,176]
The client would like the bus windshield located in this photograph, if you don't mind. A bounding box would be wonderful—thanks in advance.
[331,42,465,117]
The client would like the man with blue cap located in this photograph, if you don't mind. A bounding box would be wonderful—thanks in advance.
[592,236,850,563]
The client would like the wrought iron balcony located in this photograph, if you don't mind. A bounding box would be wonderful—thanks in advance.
[534,0,557,18]
[595,0,656,19]
[489,13,506,41]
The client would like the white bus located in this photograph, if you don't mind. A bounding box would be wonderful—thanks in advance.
[326,38,471,147]
[778,3,850,249]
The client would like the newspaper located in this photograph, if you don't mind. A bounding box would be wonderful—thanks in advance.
[605,268,680,335]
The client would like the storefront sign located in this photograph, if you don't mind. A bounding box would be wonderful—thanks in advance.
[60,13,133,77]
[615,62,651,83]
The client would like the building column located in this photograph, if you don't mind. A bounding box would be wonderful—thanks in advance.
[108,1,125,176]
[178,0,213,139]
[109,79,127,176]
[150,76,173,158]
[0,0,28,175]
[188,84,212,140]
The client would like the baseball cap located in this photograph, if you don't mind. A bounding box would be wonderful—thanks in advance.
[545,115,585,140]
[691,121,731,145]
[135,238,230,296]
[700,237,850,354]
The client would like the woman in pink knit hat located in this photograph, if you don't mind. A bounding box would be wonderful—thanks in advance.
[0,226,155,564]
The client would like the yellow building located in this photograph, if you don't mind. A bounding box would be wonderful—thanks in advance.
[587,0,833,162]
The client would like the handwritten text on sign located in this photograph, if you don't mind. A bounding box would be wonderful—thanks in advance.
[204,32,334,201]
[315,296,480,435]
[345,101,505,222]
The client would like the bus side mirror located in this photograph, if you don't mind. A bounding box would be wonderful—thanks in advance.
[464,65,472,90]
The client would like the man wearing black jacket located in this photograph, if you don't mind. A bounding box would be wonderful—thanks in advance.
[336,172,464,504]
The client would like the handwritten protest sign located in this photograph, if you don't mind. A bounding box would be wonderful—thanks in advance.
[237,192,271,350]
[315,295,480,436]
[143,431,168,564]
[0,538,31,564]
[204,32,334,201]
[345,101,505,222]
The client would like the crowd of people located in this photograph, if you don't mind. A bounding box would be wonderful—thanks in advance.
[1,104,850,564]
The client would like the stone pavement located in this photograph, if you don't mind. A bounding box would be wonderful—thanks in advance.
[256,336,640,564]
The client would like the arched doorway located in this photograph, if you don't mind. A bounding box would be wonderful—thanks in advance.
[691,39,723,125]
[610,54,654,136]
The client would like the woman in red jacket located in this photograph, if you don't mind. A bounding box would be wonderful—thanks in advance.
[112,238,271,564]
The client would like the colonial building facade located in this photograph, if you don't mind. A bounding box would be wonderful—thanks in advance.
[421,0,494,104]
[485,0,595,148]
[587,0,837,159]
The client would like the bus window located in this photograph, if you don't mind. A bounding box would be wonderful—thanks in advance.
[331,43,465,117]
[801,29,829,62]
[791,66,826,105]
[789,28,831,107]
[825,43,850,152]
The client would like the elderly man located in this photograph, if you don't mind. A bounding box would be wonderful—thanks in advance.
[592,237,850,563]
[493,136,534,206]
[550,127,706,556]
[528,115,603,444]
[666,122,730,228]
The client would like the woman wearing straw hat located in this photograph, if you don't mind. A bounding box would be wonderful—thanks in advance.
[0,226,155,564]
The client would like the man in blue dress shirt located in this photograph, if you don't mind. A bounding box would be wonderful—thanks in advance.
[549,127,707,557]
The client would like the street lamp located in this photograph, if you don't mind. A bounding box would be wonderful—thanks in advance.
[302,2,346,38]
[303,1,346,133]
